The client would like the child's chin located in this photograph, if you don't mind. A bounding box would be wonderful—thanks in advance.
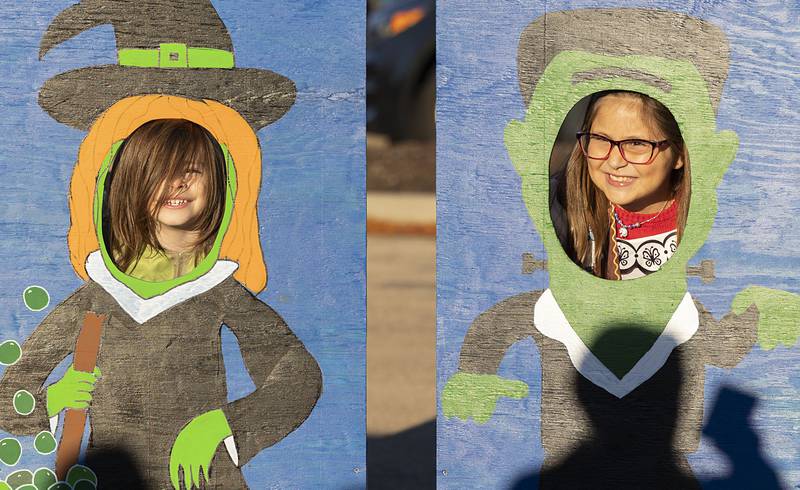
[602,189,636,206]
[157,217,193,229]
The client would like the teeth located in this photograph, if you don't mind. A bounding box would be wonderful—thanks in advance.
[166,199,187,206]
[609,174,633,183]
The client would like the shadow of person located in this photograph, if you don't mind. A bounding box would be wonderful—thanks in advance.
[82,446,146,488]
[512,325,698,490]
[367,420,436,490]
[701,386,781,490]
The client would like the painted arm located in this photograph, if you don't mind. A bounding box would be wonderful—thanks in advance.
[0,287,89,435]
[731,286,800,350]
[694,297,758,369]
[170,279,322,489]
[442,292,539,424]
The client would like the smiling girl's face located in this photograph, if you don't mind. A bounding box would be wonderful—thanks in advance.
[106,119,227,272]
[155,165,209,231]
[586,94,684,214]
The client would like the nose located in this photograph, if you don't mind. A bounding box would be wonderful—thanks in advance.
[171,175,188,193]
[606,145,628,170]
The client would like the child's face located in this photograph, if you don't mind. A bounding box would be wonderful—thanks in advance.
[586,94,684,214]
[153,166,208,231]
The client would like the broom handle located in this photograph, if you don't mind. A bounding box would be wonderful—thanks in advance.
[55,311,105,481]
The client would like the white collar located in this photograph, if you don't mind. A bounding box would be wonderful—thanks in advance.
[533,288,698,398]
[85,251,239,324]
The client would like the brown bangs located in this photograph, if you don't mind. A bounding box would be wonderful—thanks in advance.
[105,119,227,273]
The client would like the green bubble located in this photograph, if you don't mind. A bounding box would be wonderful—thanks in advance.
[33,432,56,455]
[45,484,70,490]
[0,438,21,466]
[0,340,21,366]
[22,286,49,312]
[13,390,35,416]
[6,469,33,488]
[72,481,95,490]
[16,485,36,490]
[66,466,96,487]
[32,468,56,490]
[0,481,10,490]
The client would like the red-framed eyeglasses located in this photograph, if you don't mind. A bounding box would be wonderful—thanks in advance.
[576,132,671,165]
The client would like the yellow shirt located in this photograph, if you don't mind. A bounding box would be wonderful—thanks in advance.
[125,246,204,281]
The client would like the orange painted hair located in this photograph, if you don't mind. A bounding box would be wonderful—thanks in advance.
[68,95,268,293]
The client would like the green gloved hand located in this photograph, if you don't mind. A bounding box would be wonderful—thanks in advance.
[169,408,233,490]
[732,286,800,350]
[46,365,101,417]
[442,372,528,424]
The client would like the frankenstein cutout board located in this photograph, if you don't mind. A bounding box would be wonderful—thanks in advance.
[0,1,365,488]
[438,2,799,488]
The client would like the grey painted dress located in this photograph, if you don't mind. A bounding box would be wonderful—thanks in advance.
[0,254,322,489]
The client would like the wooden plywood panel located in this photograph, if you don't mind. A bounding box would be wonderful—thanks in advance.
[0,1,365,488]
[438,2,799,488]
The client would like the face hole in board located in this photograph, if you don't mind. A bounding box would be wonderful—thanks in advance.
[548,91,689,280]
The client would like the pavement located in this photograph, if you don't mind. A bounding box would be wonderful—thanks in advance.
[367,233,435,489]
[366,135,436,488]
[367,230,435,434]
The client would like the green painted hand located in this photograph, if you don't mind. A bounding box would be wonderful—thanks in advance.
[46,365,101,417]
[442,372,528,424]
[732,286,800,350]
[169,409,232,490]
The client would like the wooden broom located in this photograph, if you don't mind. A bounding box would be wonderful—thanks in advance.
[55,311,105,481]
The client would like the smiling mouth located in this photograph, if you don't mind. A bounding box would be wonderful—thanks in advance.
[163,199,190,208]
[606,173,636,186]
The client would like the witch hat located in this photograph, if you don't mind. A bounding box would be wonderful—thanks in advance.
[38,0,296,131]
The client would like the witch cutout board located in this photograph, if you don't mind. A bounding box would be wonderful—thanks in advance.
[0,1,365,488]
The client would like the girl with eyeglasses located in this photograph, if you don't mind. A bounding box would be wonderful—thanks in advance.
[553,90,690,280]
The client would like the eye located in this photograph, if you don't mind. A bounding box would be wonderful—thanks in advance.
[628,140,650,147]
[182,168,202,181]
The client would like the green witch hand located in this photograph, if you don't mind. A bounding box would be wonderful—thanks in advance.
[442,372,529,424]
[46,365,101,417]
[732,286,800,350]
[169,408,233,490]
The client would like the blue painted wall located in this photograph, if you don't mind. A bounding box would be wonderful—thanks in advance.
[0,0,365,487]
[437,1,799,488]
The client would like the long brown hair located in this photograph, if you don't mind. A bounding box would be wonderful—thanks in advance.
[104,119,227,273]
[564,91,690,277]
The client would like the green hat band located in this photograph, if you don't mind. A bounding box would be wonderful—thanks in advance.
[118,43,234,69]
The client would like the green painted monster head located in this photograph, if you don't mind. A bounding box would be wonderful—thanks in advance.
[504,9,738,294]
